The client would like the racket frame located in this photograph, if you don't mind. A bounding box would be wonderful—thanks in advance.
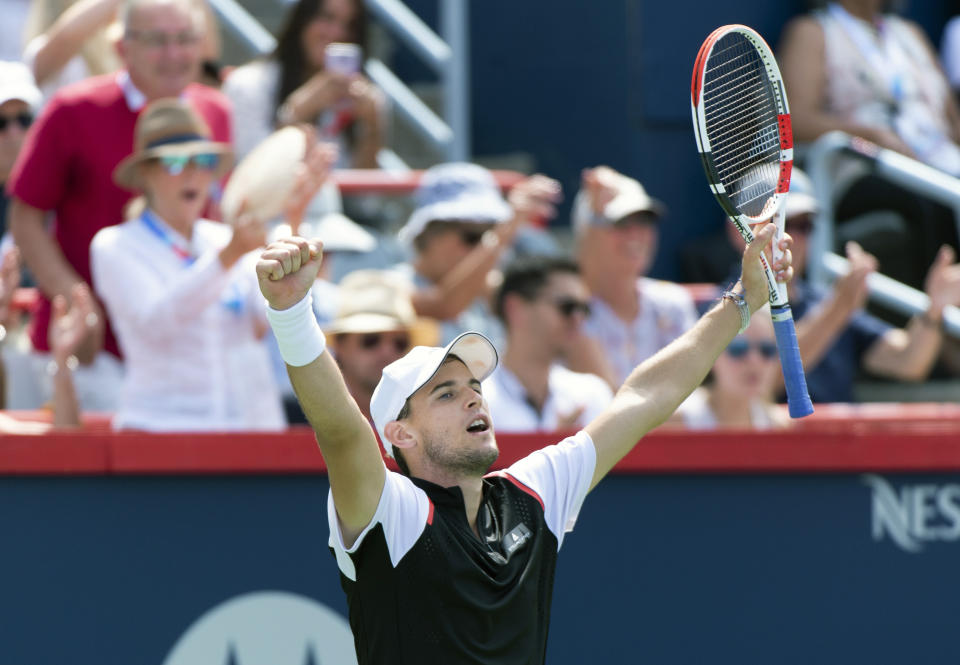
[691,24,814,418]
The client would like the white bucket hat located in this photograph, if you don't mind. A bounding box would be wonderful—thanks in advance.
[398,163,513,247]
[370,331,498,458]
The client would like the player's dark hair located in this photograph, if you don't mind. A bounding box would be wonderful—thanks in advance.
[392,399,412,476]
[493,255,581,324]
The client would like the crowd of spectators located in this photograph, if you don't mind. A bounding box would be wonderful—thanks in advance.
[3,0,960,436]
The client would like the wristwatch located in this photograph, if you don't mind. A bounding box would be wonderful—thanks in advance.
[721,291,750,334]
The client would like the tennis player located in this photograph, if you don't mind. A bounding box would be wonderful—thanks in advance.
[257,223,793,664]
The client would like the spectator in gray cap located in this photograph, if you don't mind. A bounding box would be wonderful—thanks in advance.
[394,162,561,349]
[570,165,698,387]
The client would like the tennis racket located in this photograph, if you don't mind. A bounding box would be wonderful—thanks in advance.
[691,24,814,418]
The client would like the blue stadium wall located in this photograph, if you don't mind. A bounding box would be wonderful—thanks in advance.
[397,0,956,279]
[4,471,960,663]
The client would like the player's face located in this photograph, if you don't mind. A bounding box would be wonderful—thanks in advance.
[713,314,779,400]
[120,0,203,100]
[404,358,498,477]
[524,272,591,353]
[335,329,412,394]
[302,0,359,70]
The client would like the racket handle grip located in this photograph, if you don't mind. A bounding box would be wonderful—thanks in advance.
[771,305,814,418]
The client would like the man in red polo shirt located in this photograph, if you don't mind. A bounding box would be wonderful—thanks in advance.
[7,0,231,410]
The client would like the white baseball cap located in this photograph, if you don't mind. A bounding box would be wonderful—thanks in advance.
[0,61,42,110]
[370,331,499,458]
[571,169,665,236]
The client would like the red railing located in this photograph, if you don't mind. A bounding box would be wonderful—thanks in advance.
[330,168,528,195]
[3,403,960,475]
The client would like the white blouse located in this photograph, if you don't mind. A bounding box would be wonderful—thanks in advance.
[90,212,285,431]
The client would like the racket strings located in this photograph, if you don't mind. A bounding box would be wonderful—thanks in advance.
[701,35,782,216]
[707,103,775,156]
[703,75,772,128]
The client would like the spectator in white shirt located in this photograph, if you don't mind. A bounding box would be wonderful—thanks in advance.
[571,166,698,387]
[90,98,288,431]
[483,255,613,433]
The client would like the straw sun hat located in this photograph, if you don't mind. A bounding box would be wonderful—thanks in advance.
[113,99,233,191]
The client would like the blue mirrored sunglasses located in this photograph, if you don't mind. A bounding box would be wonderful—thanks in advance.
[726,337,778,360]
[157,153,221,175]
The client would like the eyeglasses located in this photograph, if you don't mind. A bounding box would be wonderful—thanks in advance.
[0,112,33,132]
[726,337,778,360]
[549,297,591,318]
[156,153,221,175]
[125,30,200,49]
[785,218,814,236]
[359,332,411,354]
[460,229,486,246]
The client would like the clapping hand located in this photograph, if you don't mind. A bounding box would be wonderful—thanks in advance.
[284,133,339,233]
[0,248,21,335]
[833,241,877,313]
[581,166,620,217]
[924,245,960,321]
[507,174,562,231]
[49,283,97,369]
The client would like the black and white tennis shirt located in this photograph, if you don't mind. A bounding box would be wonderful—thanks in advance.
[327,430,596,664]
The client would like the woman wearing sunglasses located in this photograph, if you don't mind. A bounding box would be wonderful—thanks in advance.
[671,306,789,430]
[89,98,285,431]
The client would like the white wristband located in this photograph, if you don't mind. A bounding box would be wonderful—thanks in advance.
[265,292,327,367]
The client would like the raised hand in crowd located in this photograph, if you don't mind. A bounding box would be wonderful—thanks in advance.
[69,287,105,366]
[0,247,21,334]
[46,283,97,428]
[218,208,270,269]
[284,136,339,234]
[924,245,960,322]
[580,166,621,216]
[345,76,385,168]
[831,241,877,315]
[27,0,122,88]
[506,174,562,230]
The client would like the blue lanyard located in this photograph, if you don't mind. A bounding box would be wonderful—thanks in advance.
[140,209,196,265]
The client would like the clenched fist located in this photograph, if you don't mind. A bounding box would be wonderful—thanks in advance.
[256,237,324,311]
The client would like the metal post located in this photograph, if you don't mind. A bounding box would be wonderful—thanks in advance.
[440,0,470,161]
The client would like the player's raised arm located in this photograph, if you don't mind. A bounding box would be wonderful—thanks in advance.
[584,223,793,490]
[257,237,386,545]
